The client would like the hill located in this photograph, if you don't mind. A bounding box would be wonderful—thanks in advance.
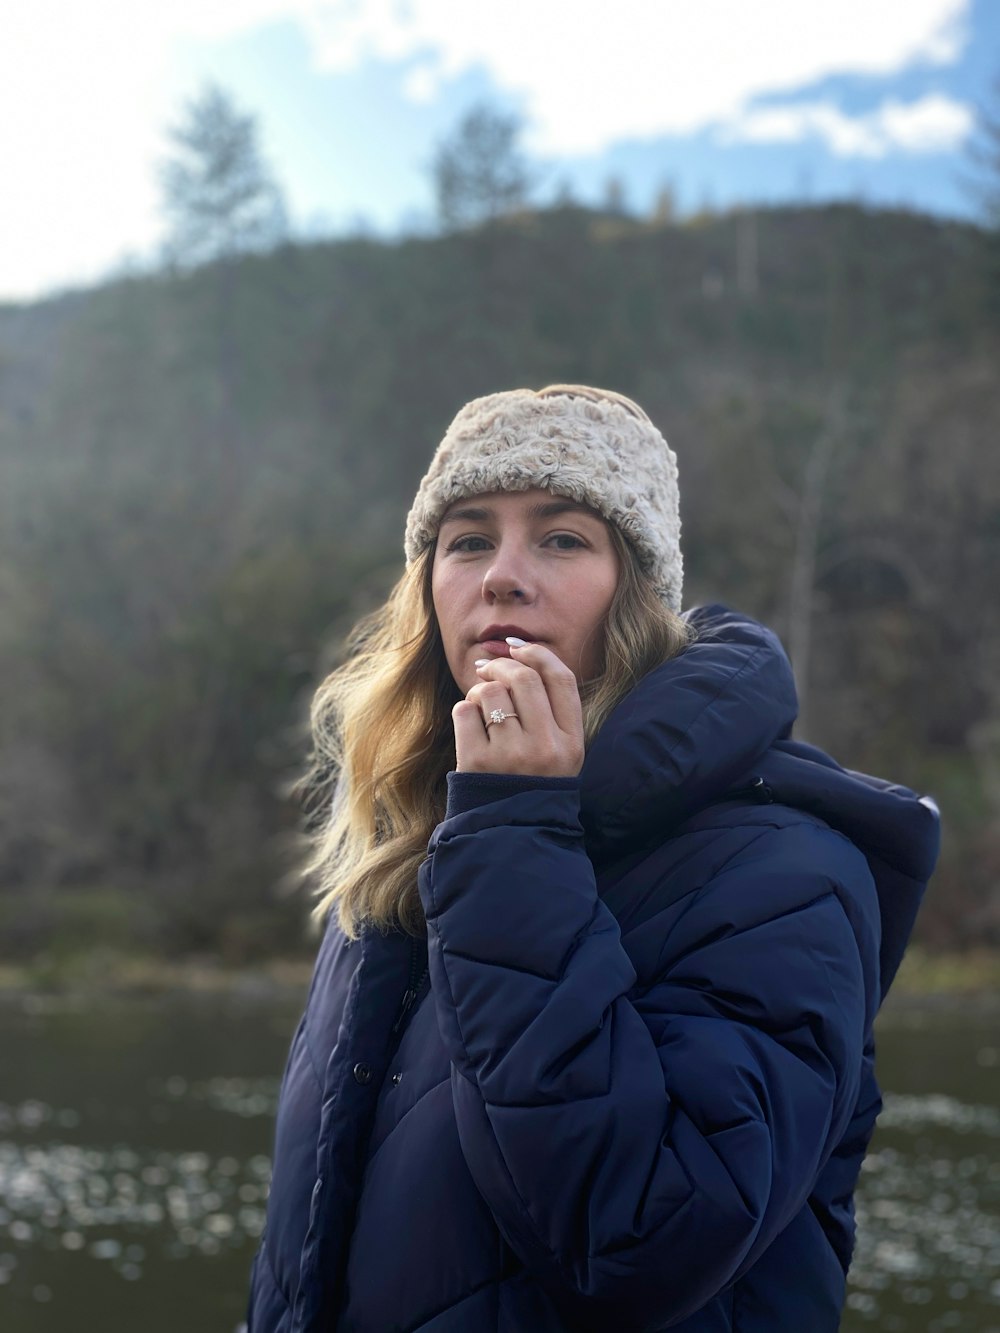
[0,203,997,962]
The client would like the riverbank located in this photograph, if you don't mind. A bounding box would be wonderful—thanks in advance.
[0,950,315,1002]
[0,945,999,1006]
[888,946,1000,997]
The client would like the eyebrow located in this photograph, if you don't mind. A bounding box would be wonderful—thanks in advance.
[439,499,599,525]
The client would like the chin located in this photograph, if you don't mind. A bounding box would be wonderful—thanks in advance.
[449,659,474,694]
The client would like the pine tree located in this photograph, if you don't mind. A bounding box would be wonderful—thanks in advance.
[159,83,287,268]
[432,102,533,231]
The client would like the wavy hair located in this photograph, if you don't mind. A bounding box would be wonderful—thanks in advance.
[296,523,693,940]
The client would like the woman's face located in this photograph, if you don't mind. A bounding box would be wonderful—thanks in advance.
[431,487,620,694]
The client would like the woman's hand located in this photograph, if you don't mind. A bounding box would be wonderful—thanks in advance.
[453,642,585,777]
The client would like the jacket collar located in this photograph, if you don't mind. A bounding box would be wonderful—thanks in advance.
[580,604,797,861]
[579,603,940,1000]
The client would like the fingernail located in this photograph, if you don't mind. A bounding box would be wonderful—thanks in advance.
[505,636,527,647]
[474,658,491,667]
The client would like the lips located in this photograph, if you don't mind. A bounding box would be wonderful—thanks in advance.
[477,624,537,643]
[476,624,540,657]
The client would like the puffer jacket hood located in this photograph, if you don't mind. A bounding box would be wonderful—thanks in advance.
[584,602,938,1000]
[748,738,939,1000]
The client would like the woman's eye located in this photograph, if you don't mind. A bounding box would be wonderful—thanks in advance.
[449,535,491,553]
[547,533,585,550]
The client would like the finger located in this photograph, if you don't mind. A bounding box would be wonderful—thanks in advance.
[471,660,554,734]
[451,699,488,771]
[465,679,515,718]
[500,643,583,735]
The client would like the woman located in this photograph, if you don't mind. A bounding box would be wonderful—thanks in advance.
[247,385,940,1332]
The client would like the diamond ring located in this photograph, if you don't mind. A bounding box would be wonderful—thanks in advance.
[485,708,520,729]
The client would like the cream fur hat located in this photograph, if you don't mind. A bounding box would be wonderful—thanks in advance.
[404,385,683,611]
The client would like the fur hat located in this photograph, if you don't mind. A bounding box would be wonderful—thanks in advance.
[404,385,682,611]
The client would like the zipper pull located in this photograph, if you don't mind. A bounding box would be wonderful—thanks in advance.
[392,987,418,1033]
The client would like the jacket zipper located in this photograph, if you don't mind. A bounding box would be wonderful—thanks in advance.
[392,940,429,1034]
[709,776,775,806]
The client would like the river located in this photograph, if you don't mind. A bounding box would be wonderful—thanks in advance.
[1,989,997,1332]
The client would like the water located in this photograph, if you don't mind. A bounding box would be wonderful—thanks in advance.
[845,1003,1000,1332]
[0,990,997,1332]
[0,991,289,1333]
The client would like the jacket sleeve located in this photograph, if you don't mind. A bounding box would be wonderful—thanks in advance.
[417,776,879,1327]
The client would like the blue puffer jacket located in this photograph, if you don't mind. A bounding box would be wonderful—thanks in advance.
[247,605,940,1332]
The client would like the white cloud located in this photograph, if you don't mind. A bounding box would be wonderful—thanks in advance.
[0,0,974,299]
[289,0,970,154]
[719,93,973,158]
[1,4,169,298]
[0,0,308,300]
[876,93,974,151]
[402,61,441,105]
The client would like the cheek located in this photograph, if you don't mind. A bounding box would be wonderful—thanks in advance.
[430,557,447,619]
[600,570,618,612]
[431,563,462,649]
[579,567,619,666]
[592,558,620,621]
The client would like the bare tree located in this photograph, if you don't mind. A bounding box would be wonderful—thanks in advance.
[158,84,288,449]
[602,175,629,217]
[966,72,1000,320]
[432,102,533,231]
[159,83,287,268]
[780,387,846,738]
[736,209,759,297]
[966,74,1000,221]
[651,181,677,225]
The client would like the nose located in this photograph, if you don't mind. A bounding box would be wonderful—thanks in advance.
[481,541,535,603]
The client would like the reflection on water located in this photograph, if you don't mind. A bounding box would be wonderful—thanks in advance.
[0,993,293,1333]
[0,994,998,1332]
[848,1097,1000,1329]
[0,1118,271,1277]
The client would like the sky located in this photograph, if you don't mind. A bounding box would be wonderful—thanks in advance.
[2,0,998,303]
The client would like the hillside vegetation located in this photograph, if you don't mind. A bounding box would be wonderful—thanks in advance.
[0,203,997,963]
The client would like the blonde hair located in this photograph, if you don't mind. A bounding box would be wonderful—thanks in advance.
[297,526,692,940]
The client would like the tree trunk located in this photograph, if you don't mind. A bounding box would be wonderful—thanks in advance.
[786,388,845,739]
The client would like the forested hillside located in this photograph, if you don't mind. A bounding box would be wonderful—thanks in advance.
[1,203,997,962]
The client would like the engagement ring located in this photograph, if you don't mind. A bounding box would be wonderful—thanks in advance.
[486,709,519,729]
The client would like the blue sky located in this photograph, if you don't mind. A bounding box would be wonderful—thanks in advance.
[2,0,997,301]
